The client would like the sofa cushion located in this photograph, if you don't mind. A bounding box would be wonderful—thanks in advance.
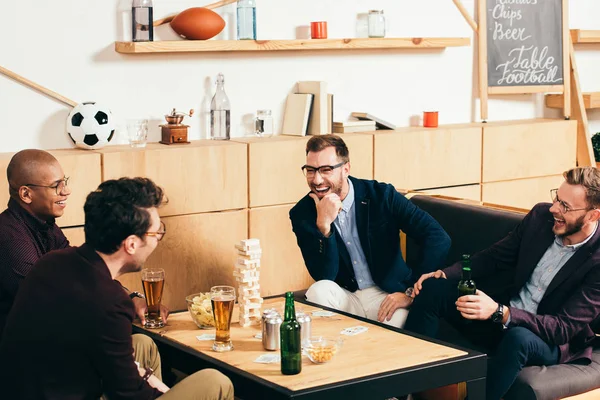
[504,347,600,400]
[406,195,524,267]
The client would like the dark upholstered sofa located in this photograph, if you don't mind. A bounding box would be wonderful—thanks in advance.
[406,195,600,400]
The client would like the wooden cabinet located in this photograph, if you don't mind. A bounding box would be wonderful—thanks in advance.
[482,175,563,210]
[374,124,482,191]
[249,204,313,297]
[99,141,247,216]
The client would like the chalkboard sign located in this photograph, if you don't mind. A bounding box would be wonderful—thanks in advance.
[477,0,570,120]
[486,0,563,87]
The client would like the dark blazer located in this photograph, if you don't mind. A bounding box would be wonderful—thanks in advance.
[290,177,451,294]
[0,244,161,400]
[444,203,600,364]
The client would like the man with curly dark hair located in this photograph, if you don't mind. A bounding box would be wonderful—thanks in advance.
[0,177,234,400]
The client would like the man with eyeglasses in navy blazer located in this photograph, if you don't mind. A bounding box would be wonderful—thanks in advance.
[289,135,451,328]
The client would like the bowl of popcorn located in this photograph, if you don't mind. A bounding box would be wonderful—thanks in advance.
[303,336,343,364]
[186,293,215,329]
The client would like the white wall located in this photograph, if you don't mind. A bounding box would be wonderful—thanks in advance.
[0,0,599,153]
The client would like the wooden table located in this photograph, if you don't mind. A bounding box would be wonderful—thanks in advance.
[134,297,487,399]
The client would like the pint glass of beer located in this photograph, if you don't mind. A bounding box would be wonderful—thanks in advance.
[141,268,165,329]
[210,285,235,352]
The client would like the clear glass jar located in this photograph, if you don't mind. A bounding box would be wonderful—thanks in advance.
[237,0,257,40]
[255,109,273,137]
[132,0,154,42]
[368,10,385,38]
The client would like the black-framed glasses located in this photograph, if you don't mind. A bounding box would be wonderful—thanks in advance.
[25,177,70,195]
[145,221,166,241]
[301,162,346,178]
[550,189,592,214]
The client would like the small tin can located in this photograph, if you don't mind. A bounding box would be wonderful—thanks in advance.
[295,312,312,344]
[262,310,282,351]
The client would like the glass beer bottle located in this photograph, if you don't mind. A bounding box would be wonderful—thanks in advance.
[280,292,302,375]
[457,254,476,297]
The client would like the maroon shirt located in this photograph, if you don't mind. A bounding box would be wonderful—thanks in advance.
[0,198,69,333]
[0,244,162,399]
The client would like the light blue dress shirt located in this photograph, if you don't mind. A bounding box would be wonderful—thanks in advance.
[333,179,375,290]
[510,223,598,315]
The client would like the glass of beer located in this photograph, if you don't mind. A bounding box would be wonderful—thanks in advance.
[210,285,235,352]
[141,268,165,329]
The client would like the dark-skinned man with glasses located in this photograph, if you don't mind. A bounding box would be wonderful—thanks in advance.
[404,167,600,400]
[0,149,72,334]
[289,135,451,329]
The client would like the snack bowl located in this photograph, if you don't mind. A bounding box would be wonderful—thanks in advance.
[186,293,215,329]
[303,336,343,364]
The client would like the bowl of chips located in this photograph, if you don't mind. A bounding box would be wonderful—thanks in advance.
[303,336,343,364]
[186,293,215,329]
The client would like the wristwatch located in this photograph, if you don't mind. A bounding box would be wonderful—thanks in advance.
[491,303,504,323]
[142,367,154,382]
[129,291,145,300]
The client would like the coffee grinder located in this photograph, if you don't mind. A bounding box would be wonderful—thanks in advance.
[159,108,194,145]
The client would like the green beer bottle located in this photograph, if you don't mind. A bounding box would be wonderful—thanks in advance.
[457,254,476,297]
[280,292,302,375]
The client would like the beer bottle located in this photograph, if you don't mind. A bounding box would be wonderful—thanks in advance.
[457,254,476,297]
[280,292,302,375]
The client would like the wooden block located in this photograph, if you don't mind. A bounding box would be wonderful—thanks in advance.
[482,175,563,210]
[233,133,373,208]
[482,119,576,183]
[238,252,262,260]
[374,125,482,190]
[249,204,314,297]
[414,184,481,202]
[0,149,101,227]
[117,209,247,311]
[98,141,247,216]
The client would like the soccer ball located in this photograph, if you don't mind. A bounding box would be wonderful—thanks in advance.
[66,102,115,150]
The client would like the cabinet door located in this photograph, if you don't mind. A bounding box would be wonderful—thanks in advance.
[249,204,313,297]
[482,120,576,183]
[482,176,563,210]
[100,141,248,216]
[374,126,482,191]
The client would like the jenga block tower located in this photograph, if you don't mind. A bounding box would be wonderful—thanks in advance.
[234,238,263,327]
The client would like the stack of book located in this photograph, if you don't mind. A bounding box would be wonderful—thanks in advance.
[333,120,377,133]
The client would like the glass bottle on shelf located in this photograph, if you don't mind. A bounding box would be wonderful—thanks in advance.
[368,10,386,38]
[132,0,154,42]
[237,0,257,40]
[210,73,231,140]
[280,291,302,375]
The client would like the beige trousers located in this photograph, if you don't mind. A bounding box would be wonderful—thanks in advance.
[132,333,162,380]
[158,369,234,400]
[306,280,409,328]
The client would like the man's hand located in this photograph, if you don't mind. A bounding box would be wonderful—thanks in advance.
[377,292,413,322]
[133,297,170,325]
[309,193,342,236]
[414,270,447,296]
[455,289,497,320]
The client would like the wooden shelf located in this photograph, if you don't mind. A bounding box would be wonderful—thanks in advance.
[571,30,600,44]
[114,37,470,54]
[546,92,600,109]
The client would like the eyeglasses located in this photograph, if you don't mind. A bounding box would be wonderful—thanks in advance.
[550,189,592,214]
[301,162,346,178]
[145,221,166,241]
[25,177,70,195]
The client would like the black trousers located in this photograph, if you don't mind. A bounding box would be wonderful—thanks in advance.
[404,278,559,400]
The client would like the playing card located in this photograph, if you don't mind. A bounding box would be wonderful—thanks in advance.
[340,326,368,336]
[312,310,336,317]
[196,333,216,341]
[254,354,280,364]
